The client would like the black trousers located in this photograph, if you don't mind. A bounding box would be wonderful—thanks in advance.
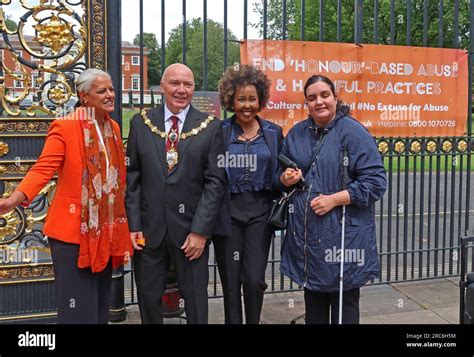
[49,238,112,324]
[133,232,209,324]
[214,190,273,324]
[304,287,360,324]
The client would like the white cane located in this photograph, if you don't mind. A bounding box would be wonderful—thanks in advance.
[338,204,346,324]
[338,149,349,325]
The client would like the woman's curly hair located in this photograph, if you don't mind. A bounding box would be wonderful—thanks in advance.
[218,65,271,112]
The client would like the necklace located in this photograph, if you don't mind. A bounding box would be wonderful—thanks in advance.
[141,110,216,140]
[238,123,260,141]
[239,131,260,141]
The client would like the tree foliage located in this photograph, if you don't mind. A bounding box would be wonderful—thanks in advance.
[165,18,240,91]
[133,32,161,86]
[135,19,240,90]
[252,0,470,49]
[5,16,17,32]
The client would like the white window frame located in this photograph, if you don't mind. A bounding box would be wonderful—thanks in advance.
[122,76,125,90]
[31,73,41,88]
[14,78,24,88]
[131,56,140,66]
[132,77,140,91]
[122,55,125,65]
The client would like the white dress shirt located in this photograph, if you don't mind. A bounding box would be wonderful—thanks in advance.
[164,104,190,134]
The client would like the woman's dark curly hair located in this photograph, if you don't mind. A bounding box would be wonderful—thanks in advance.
[218,65,271,111]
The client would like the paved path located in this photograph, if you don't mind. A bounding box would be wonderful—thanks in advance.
[116,277,462,324]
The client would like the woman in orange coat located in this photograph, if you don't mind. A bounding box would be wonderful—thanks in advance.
[0,68,132,324]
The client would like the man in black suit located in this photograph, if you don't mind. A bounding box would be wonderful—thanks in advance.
[126,63,226,324]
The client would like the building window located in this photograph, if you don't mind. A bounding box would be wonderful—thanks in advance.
[32,73,41,88]
[132,77,140,90]
[122,76,125,90]
[31,54,41,62]
[122,55,124,65]
[14,76,24,88]
[132,77,140,91]
[131,56,139,65]
[0,50,3,61]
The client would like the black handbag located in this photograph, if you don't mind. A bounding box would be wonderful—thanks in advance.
[267,188,296,229]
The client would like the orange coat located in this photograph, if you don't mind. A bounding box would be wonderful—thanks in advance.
[17,113,125,245]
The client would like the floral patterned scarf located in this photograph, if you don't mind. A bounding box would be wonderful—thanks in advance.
[77,108,132,273]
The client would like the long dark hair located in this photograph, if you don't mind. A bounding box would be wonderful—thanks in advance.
[303,75,350,117]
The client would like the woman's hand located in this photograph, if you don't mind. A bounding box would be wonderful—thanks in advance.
[280,168,303,187]
[310,194,337,215]
[0,198,16,216]
[0,191,27,216]
[310,190,351,215]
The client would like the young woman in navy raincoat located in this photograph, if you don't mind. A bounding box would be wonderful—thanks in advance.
[277,75,387,324]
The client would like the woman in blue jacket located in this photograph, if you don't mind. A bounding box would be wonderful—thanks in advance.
[278,75,387,324]
[214,65,283,324]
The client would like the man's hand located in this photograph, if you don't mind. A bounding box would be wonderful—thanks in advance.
[130,231,145,251]
[280,168,302,187]
[181,232,207,261]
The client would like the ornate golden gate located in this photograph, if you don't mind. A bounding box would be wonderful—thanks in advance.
[0,0,123,322]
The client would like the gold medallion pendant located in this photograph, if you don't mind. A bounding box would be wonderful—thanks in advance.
[167,129,179,169]
[166,147,178,169]
[140,110,217,171]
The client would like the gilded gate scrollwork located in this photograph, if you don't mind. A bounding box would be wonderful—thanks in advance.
[0,0,109,321]
[0,0,88,116]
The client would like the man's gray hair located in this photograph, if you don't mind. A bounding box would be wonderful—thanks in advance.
[76,68,111,93]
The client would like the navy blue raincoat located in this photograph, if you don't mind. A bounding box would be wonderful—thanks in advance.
[278,114,387,292]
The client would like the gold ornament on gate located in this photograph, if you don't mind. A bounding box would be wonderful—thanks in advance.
[0,142,9,157]
[33,14,74,55]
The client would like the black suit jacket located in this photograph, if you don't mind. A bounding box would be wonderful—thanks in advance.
[126,105,227,249]
[213,115,284,237]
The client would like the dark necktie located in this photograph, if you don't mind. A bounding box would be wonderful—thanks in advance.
[166,115,179,171]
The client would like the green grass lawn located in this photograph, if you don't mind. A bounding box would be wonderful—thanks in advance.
[121,108,139,138]
[383,155,474,171]
[120,110,474,172]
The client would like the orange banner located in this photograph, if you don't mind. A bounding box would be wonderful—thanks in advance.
[240,40,469,137]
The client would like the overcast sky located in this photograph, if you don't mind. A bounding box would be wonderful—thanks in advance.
[121,0,261,44]
[3,0,261,44]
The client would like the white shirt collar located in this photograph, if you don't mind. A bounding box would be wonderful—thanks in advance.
[164,104,190,124]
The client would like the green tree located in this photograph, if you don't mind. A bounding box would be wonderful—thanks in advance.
[252,0,470,49]
[133,32,162,86]
[5,16,17,32]
[165,18,240,91]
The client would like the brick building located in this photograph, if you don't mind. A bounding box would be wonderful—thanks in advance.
[121,40,148,94]
[1,35,49,99]
[1,36,150,105]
